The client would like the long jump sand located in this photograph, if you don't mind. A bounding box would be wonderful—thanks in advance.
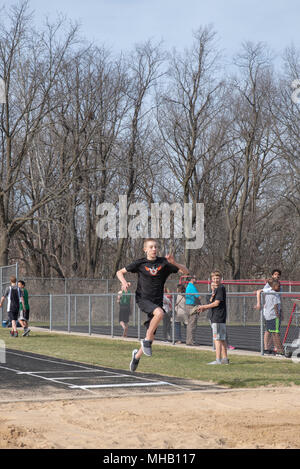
[1,330,300,449]
[1,385,300,449]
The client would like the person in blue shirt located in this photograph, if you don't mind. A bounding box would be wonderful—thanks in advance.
[185,275,201,345]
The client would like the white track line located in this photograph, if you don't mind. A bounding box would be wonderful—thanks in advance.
[17,370,106,374]
[17,371,128,377]
[0,364,176,391]
[6,351,109,372]
[5,350,170,383]
[6,351,162,382]
[69,381,169,389]
[0,364,74,387]
[4,350,187,391]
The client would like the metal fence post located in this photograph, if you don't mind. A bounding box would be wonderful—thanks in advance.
[106,280,109,325]
[74,295,77,326]
[88,295,91,335]
[67,294,71,333]
[172,293,175,345]
[111,294,114,337]
[133,295,136,327]
[0,267,2,324]
[137,306,141,340]
[49,294,52,331]
[260,292,264,355]
[243,296,246,327]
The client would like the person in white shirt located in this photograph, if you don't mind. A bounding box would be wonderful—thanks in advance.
[256,269,283,354]
[262,279,284,355]
[0,276,25,337]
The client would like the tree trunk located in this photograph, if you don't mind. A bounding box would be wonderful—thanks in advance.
[0,228,9,266]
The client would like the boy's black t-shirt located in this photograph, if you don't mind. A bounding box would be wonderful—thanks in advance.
[208,284,227,323]
[125,257,179,306]
[4,285,23,313]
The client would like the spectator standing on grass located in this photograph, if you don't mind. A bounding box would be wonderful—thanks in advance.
[262,279,284,356]
[174,284,187,344]
[18,280,31,337]
[207,280,235,351]
[117,284,132,337]
[116,238,189,372]
[163,287,172,341]
[185,275,201,346]
[196,270,229,365]
[0,276,25,338]
[256,269,283,353]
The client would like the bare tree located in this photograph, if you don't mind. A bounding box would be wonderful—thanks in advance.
[156,26,226,268]
[0,2,80,266]
[111,40,165,277]
[220,42,278,278]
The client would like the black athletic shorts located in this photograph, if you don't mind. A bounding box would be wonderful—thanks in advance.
[8,309,19,321]
[19,309,30,321]
[137,299,165,333]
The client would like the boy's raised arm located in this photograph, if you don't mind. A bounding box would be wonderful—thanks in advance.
[165,253,189,275]
[255,289,263,310]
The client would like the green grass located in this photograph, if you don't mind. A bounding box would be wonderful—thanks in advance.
[1,327,300,389]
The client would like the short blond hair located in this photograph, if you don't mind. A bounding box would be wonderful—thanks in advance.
[143,238,158,247]
[210,270,222,279]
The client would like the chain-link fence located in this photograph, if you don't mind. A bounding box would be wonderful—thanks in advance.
[1,270,299,356]
[19,277,135,295]
[9,290,296,355]
[279,298,300,358]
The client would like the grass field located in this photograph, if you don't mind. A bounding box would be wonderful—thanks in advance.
[1,327,300,388]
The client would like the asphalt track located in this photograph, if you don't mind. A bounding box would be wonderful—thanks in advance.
[0,349,226,403]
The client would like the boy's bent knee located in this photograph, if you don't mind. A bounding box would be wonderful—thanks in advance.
[153,307,164,320]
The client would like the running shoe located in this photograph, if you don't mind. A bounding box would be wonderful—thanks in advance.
[22,328,31,337]
[141,339,153,357]
[221,358,230,365]
[207,359,222,365]
[10,330,18,338]
[129,349,140,372]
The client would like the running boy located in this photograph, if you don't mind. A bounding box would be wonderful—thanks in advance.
[116,238,189,372]
[0,276,25,337]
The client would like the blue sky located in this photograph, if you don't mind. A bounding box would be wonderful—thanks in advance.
[2,0,300,61]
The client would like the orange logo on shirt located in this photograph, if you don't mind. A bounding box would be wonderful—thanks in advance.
[145,265,162,276]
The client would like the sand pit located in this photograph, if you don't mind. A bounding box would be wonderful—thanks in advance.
[1,386,300,449]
